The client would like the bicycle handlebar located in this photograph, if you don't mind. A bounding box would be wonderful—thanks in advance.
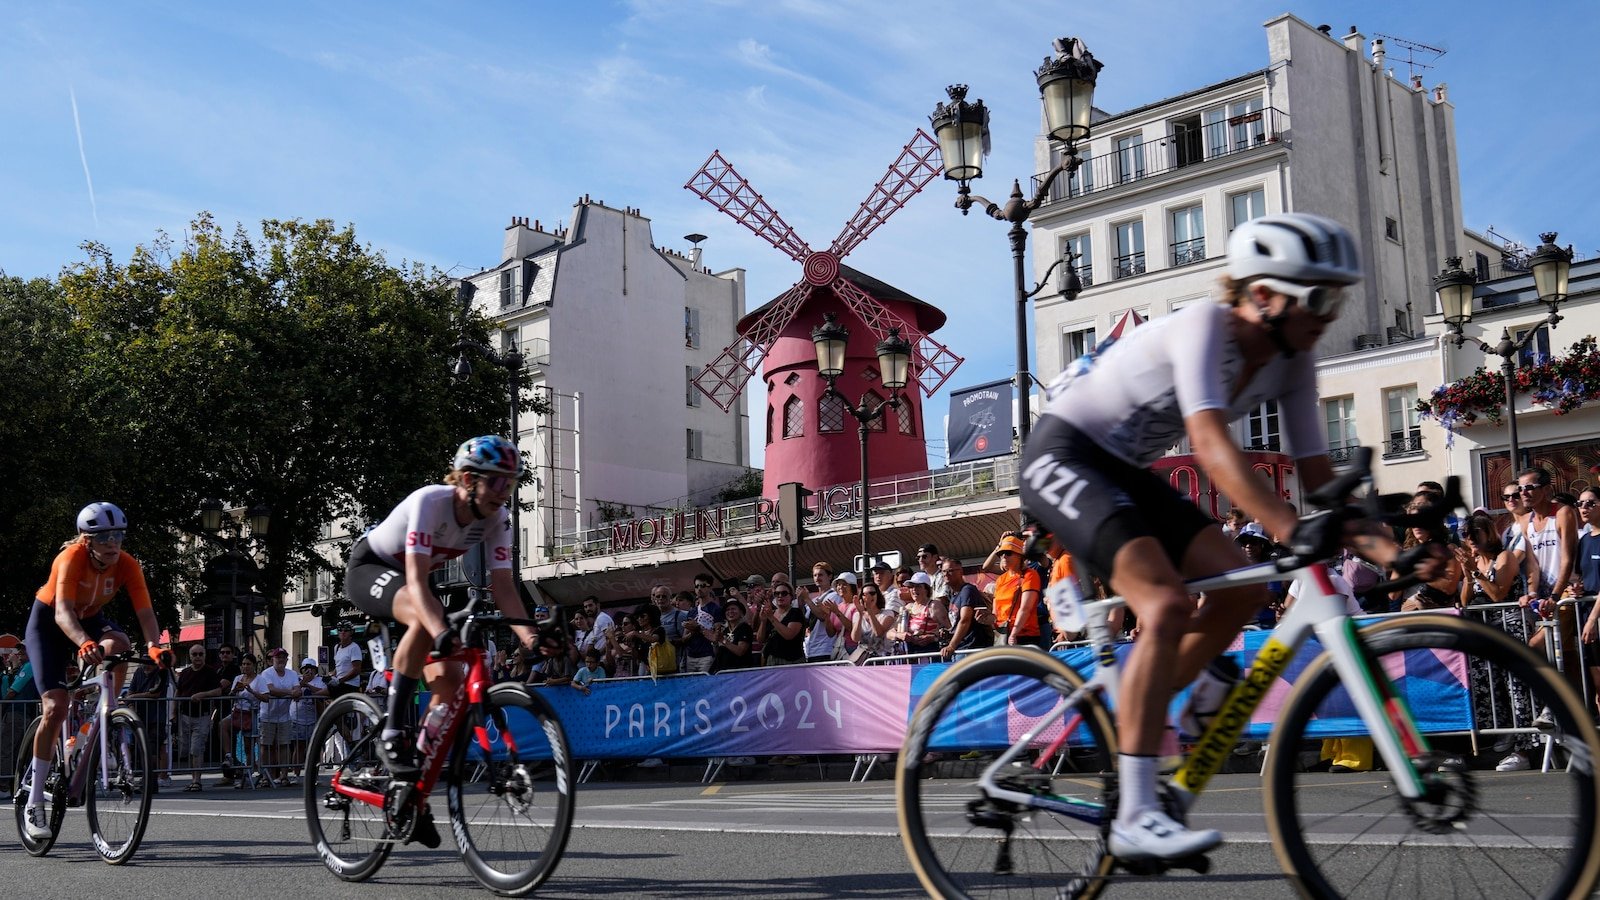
[67,650,144,691]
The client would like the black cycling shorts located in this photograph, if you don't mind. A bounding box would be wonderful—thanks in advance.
[344,539,407,621]
[1019,414,1215,583]
[25,600,122,694]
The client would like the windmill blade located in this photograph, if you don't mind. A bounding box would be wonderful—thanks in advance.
[692,282,814,412]
[685,151,812,263]
[828,129,943,260]
[831,277,964,397]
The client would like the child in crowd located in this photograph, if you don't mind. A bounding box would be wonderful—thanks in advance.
[573,651,604,694]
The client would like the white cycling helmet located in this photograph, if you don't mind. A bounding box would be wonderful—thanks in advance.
[1226,213,1363,287]
[77,502,128,534]
[452,435,521,476]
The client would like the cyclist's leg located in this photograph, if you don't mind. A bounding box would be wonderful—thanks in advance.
[1171,527,1266,684]
[24,601,74,767]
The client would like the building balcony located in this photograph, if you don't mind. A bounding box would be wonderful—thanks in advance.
[1033,107,1288,206]
[1383,433,1424,460]
[1171,237,1207,267]
[1327,446,1357,466]
[1113,252,1146,280]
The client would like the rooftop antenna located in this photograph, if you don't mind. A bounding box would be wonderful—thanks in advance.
[1372,32,1446,80]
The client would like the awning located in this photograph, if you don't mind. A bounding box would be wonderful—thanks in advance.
[1106,308,1145,341]
[159,624,206,645]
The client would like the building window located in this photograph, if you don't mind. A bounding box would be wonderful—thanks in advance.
[818,392,846,433]
[783,396,805,438]
[499,270,514,309]
[1229,188,1266,230]
[293,631,309,665]
[1514,324,1551,369]
[765,404,774,445]
[1060,233,1093,288]
[863,391,886,432]
[684,307,700,349]
[1385,217,1400,241]
[1056,146,1093,198]
[1114,134,1146,183]
[1169,113,1204,168]
[1473,251,1491,281]
[1062,325,1096,364]
[1384,386,1422,458]
[897,400,914,435]
[1202,96,1264,156]
[1170,203,1205,266]
[1323,395,1358,465]
[685,428,703,459]
[686,366,701,408]
[1245,400,1280,452]
[1114,220,1145,279]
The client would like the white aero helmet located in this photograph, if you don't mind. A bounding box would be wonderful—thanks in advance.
[1226,213,1363,287]
[77,502,128,533]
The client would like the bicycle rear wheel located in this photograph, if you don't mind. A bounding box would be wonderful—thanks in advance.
[1264,614,1600,899]
[897,647,1118,900]
[85,708,154,864]
[446,682,574,897]
[304,693,394,882]
[12,716,67,856]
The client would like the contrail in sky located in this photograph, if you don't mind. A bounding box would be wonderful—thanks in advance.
[69,85,99,228]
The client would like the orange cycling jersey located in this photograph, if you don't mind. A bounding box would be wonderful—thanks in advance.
[36,542,152,617]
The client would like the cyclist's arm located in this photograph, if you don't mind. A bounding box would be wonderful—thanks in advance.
[122,557,163,649]
[1186,408,1298,540]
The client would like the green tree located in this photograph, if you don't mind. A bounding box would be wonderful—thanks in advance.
[51,214,541,646]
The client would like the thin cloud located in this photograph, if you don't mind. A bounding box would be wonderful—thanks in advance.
[68,85,99,228]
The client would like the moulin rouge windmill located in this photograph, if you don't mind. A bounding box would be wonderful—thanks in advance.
[686,132,965,496]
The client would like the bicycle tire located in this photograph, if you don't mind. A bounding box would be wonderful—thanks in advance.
[304,693,394,882]
[1263,614,1600,899]
[446,682,575,897]
[85,707,154,864]
[897,647,1118,900]
[12,716,67,857]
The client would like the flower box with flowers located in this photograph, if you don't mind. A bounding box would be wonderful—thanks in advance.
[1417,336,1600,446]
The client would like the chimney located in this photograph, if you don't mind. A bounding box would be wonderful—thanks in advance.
[1317,24,1331,35]
[1410,74,1424,90]
[1344,26,1364,53]
[1371,38,1385,69]
[1433,83,1449,103]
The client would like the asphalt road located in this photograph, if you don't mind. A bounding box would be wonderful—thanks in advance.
[0,771,1587,899]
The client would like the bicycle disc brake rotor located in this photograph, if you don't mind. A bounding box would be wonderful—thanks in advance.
[492,762,535,815]
[1401,755,1477,834]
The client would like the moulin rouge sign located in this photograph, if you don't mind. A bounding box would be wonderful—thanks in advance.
[608,484,864,553]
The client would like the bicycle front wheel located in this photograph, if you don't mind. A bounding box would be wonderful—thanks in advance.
[303,693,393,882]
[1264,614,1600,899]
[12,716,66,857]
[85,708,154,864]
[446,682,575,897]
[897,647,1118,900]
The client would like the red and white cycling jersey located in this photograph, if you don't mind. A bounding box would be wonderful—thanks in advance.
[364,484,512,571]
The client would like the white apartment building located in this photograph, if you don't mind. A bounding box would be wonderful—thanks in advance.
[463,199,752,570]
[1029,14,1469,487]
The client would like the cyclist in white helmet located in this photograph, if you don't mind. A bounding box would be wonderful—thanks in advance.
[345,437,539,812]
[1023,213,1433,861]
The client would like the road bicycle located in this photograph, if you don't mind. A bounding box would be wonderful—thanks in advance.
[12,650,156,864]
[304,587,574,896]
[896,451,1600,899]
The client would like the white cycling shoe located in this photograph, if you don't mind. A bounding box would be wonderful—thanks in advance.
[23,804,51,840]
[1108,809,1222,861]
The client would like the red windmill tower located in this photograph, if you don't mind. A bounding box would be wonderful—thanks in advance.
[687,132,964,497]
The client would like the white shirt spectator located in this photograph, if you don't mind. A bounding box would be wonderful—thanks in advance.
[252,666,301,723]
[1287,566,1361,616]
[333,641,364,687]
[580,611,614,654]
[292,674,327,726]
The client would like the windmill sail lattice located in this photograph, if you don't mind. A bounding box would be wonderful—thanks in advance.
[686,130,963,412]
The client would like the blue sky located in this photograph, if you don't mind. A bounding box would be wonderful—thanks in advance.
[3,1,1596,467]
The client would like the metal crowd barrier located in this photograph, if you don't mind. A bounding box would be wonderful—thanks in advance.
[117,694,321,790]
[0,699,42,788]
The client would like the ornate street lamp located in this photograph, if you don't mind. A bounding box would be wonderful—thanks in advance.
[811,317,913,574]
[929,36,1102,449]
[1434,241,1571,475]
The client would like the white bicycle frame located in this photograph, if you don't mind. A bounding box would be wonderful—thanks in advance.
[973,556,1433,822]
[63,660,123,801]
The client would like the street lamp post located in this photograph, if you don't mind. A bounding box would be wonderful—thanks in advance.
[1433,233,1574,475]
[929,36,1102,448]
[452,280,527,578]
[197,499,271,654]
[811,313,913,574]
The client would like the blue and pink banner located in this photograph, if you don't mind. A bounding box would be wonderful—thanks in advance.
[479,625,1471,758]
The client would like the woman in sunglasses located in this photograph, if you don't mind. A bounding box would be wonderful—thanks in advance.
[22,502,168,839]
[1022,213,1433,863]
[343,435,540,796]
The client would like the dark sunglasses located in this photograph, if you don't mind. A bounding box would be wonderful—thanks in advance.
[1578,500,1598,509]
[771,590,792,597]
[1518,484,1543,493]
[1502,492,1521,501]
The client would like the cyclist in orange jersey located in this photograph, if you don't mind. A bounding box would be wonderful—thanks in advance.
[22,502,168,839]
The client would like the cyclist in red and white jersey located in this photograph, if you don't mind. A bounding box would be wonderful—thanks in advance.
[344,436,539,785]
[22,502,169,839]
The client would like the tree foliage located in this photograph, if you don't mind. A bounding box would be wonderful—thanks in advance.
[1,215,538,644]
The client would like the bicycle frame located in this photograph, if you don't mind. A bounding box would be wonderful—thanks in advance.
[974,557,1434,823]
[62,659,129,805]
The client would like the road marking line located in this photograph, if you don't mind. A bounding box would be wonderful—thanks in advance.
[700,784,722,795]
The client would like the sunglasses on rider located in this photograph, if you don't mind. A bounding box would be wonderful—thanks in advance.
[89,530,126,544]
[1256,277,1346,319]
[472,473,512,492]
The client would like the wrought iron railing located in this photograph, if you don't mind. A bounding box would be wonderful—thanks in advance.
[1114,252,1146,280]
[1171,237,1207,267]
[1383,433,1424,459]
[1034,107,1288,204]
[1244,440,1282,453]
[1326,446,1357,465]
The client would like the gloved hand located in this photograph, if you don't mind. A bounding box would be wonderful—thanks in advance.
[1288,508,1345,561]
[430,631,462,660]
[148,646,175,669]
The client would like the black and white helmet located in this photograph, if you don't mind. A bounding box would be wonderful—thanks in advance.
[77,502,128,533]
[1226,213,1362,286]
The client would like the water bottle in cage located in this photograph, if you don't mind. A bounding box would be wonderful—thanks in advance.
[416,704,449,758]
